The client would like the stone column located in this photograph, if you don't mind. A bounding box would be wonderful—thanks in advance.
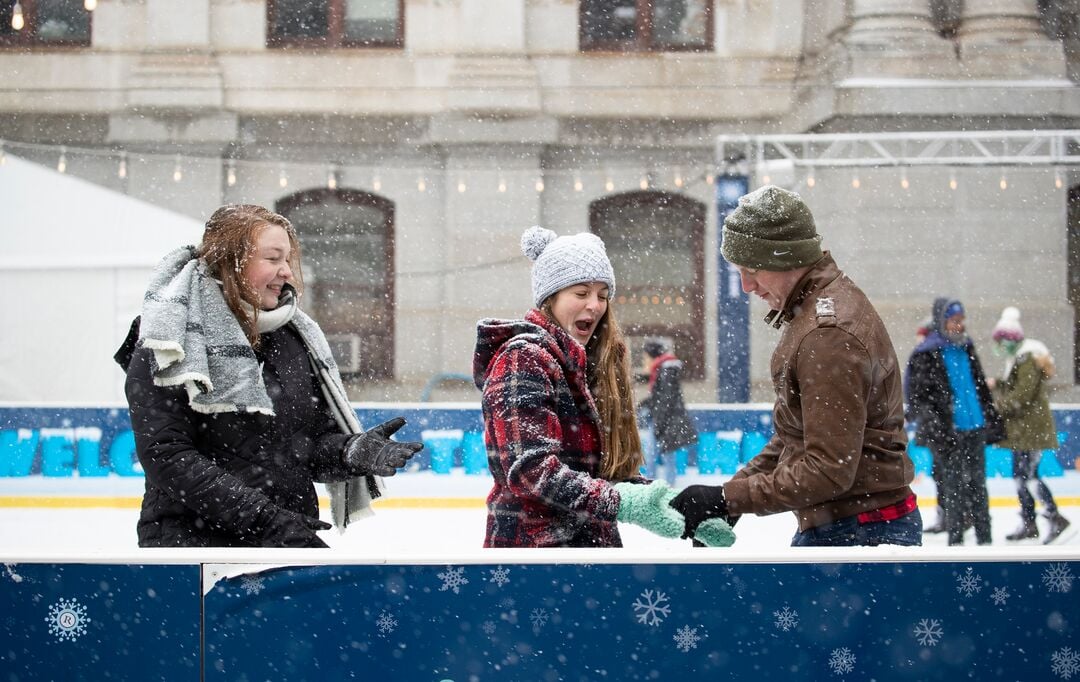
[842,0,958,77]
[956,0,1066,77]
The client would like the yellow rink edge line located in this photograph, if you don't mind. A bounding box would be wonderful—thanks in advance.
[2,496,1079,510]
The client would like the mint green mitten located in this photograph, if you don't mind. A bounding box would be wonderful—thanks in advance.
[693,517,736,547]
[613,481,686,539]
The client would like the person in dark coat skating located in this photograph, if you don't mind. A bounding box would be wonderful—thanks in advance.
[116,204,422,548]
[906,298,1005,546]
[638,338,698,485]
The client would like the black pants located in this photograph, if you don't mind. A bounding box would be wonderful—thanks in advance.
[1012,450,1059,522]
[934,429,991,545]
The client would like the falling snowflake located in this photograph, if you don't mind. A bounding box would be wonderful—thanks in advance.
[956,567,983,597]
[530,608,549,630]
[632,589,671,627]
[1052,647,1080,679]
[991,586,1010,606]
[913,618,943,646]
[375,611,398,636]
[240,575,265,595]
[489,566,510,587]
[437,566,469,594]
[828,647,856,675]
[45,598,90,642]
[773,606,799,632]
[481,620,496,636]
[673,625,705,653]
[1042,563,1075,594]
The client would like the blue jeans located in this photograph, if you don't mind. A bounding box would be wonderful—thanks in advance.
[791,508,923,547]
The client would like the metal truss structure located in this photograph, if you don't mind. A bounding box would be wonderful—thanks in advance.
[716,130,1080,171]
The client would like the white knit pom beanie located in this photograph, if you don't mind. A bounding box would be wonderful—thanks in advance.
[520,225,616,307]
[992,306,1024,342]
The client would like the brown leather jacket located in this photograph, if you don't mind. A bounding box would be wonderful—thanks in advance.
[724,253,914,531]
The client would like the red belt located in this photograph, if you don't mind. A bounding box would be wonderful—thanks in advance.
[857,494,917,524]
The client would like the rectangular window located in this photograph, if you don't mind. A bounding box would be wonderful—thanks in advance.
[580,0,712,52]
[0,0,91,47]
[268,0,403,48]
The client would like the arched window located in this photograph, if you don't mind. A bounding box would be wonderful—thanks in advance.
[590,190,705,379]
[276,188,395,381]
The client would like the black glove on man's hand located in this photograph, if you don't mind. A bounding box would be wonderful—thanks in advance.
[263,507,332,548]
[343,417,424,477]
[669,484,729,540]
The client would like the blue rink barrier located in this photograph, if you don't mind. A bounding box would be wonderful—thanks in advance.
[1,404,1078,478]
[2,551,1078,681]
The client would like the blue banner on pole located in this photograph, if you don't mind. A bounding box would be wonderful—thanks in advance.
[716,173,750,402]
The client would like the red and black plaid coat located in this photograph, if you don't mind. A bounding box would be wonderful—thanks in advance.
[473,309,622,547]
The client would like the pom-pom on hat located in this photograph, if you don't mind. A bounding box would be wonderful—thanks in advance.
[721,185,823,271]
[992,306,1025,342]
[521,225,615,306]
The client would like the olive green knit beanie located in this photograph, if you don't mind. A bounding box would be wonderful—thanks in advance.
[721,185,823,271]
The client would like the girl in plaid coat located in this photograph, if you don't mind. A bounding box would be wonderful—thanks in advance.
[473,226,734,548]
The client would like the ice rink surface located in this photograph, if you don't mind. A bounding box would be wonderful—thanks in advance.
[2,469,1078,555]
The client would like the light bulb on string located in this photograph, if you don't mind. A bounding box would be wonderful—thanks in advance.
[11,2,24,30]
[172,155,183,182]
[497,176,507,193]
[417,176,426,192]
[117,153,127,179]
[372,174,381,192]
[639,174,649,190]
[535,177,545,193]
[706,172,715,185]
[900,168,909,190]
[1055,169,1063,190]
[948,170,958,191]
[761,174,771,186]
[326,167,337,190]
[999,172,1008,191]
[457,178,466,193]
[851,173,860,189]
[57,147,67,173]
[84,0,97,10]
[673,168,684,188]
[604,176,614,192]
[573,174,583,192]
[278,168,288,188]
[226,161,237,187]
[805,169,816,188]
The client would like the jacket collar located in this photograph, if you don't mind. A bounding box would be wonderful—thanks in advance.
[763,252,842,328]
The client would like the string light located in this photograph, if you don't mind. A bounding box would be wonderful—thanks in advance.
[1055,168,1063,189]
[498,176,507,193]
[673,168,684,188]
[457,178,466,193]
[705,172,715,185]
[117,152,127,179]
[605,176,614,192]
[851,173,860,189]
[278,167,288,188]
[805,169,816,188]
[172,155,183,182]
[11,2,24,31]
[326,166,337,189]
[900,168,909,190]
[999,172,1008,191]
[761,174,771,185]
[84,0,97,10]
[535,177,545,193]
[573,174,583,192]
[226,161,237,187]
[639,174,649,190]
[949,170,958,191]
[417,175,426,192]
[57,147,67,173]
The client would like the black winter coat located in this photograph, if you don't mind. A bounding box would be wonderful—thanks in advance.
[905,335,1005,450]
[639,358,698,454]
[118,322,351,547]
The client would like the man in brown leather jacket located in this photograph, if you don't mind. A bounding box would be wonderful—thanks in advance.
[670,185,919,547]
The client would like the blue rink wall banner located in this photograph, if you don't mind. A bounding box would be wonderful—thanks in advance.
[1,404,1078,481]
[2,556,1078,681]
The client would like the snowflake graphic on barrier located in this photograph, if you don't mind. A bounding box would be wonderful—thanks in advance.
[489,566,510,587]
[991,586,1010,607]
[437,566,469,594]
[240,575,265,595]
[1042,563,1075,594]
[3,563,24,583]
[828,647,856,675]
[632,589,671,627]
[673,625,704,653]
[773,606,799,632]
[481,620,496,636]
[530,608,549,630]
[45,598,90,642]
[1052,647,1080,679]
[913,618,943,646]
[375,611,398,636]
[956,567,983,597]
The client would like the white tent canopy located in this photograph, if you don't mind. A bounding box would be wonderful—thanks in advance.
[0,154,204,402]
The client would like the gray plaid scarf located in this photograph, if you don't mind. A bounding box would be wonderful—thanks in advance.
[139,245,380,529]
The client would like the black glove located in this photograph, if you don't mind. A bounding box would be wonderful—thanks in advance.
[343,417,424,477]
[260,506,332,548]
[669,485,730,540]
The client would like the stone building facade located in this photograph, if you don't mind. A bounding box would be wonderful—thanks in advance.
[1,0,1077,402]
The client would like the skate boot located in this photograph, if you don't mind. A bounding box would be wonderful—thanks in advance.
[1005,519,1039,541]
[1042,514,1073,545]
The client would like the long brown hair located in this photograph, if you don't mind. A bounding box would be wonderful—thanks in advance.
[541,298,643,481]
[197,204,303,348]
